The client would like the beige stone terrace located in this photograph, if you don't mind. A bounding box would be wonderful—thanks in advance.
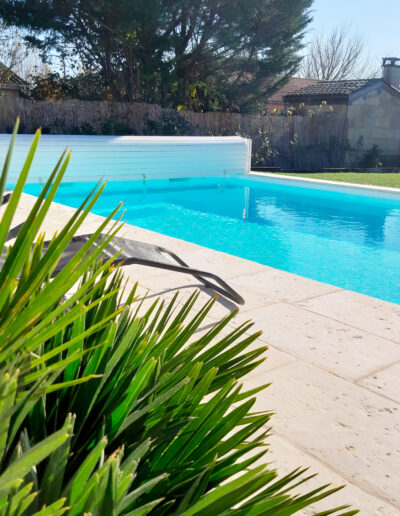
[8,193,400,515]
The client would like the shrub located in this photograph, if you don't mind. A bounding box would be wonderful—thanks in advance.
[0,120,358,515]
[252,127,279,167]
[71,122,98,135]
[143,111,195,136]
[360,144,383,168]
[102,117,136,136]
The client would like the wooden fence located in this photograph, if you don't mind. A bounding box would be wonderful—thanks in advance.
[0,97,349,168]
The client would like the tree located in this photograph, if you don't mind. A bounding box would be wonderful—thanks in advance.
[0,0,313,112]
[0,22,49,80]
[299,25,377,81]
[0,23,28,71]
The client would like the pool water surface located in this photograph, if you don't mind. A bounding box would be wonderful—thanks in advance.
[21,175,400,304]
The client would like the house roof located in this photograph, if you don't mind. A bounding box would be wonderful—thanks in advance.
[284,79,381,99]
[267,77,320,104]
[0,63,27,87]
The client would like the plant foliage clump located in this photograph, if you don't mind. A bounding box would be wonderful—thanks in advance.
[0,120,358,514]
[143,111,195,136]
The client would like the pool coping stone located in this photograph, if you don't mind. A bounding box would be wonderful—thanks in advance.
[249,170,400,199]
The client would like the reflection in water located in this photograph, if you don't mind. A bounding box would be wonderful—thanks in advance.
[246,186,395,250]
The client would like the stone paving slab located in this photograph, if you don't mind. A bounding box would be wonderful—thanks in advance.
[246,361,400,507]
[263,434,399,515]
[172,246,269,279]
[7,194,400,514]
[232,302,400,381]
[297,290,400,344]
[231,268,340,303]
[358,362,400,403]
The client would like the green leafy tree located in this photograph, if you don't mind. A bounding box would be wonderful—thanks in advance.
[1,0,312,112]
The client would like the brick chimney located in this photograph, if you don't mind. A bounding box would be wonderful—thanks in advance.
[382,57,400,90]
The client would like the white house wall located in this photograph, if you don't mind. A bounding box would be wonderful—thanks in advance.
[347,83,400,165]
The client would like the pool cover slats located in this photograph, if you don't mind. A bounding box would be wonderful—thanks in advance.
[0,135,251,183]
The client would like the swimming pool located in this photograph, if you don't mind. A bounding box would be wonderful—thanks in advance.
[21,175,400,304]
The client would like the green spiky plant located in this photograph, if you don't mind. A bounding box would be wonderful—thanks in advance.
[0,120,358,515]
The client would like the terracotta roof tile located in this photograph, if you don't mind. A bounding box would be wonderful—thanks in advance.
[284,79,380,99]
[267,77,320,103]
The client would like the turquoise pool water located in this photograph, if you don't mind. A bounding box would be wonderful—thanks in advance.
[21,175,400,303]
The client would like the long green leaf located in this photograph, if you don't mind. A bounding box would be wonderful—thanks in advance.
[63,436,108,504]
[39,414,75,506]
[0,129,41,298]
[0,426,71,498]
[0,118,19,211]
[0,371,18,464]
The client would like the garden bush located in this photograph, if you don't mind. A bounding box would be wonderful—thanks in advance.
[0,120,358,515]
[360,144,383,168]
[143,111,195,136]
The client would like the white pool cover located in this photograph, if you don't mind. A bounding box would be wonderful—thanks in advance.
[0,134,252,183]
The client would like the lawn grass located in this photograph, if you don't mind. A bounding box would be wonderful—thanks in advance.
[266,172,400,188]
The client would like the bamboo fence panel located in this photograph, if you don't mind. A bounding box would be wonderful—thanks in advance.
[0,97,349,168]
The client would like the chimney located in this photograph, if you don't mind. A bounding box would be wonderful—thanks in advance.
[382,57,400,90]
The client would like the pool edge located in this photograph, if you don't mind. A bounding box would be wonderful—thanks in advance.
[248,171,400,200]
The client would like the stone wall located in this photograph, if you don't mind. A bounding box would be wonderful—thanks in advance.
[347,82,400,166]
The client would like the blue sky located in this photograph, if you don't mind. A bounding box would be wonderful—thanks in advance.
[306,0,400,68]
